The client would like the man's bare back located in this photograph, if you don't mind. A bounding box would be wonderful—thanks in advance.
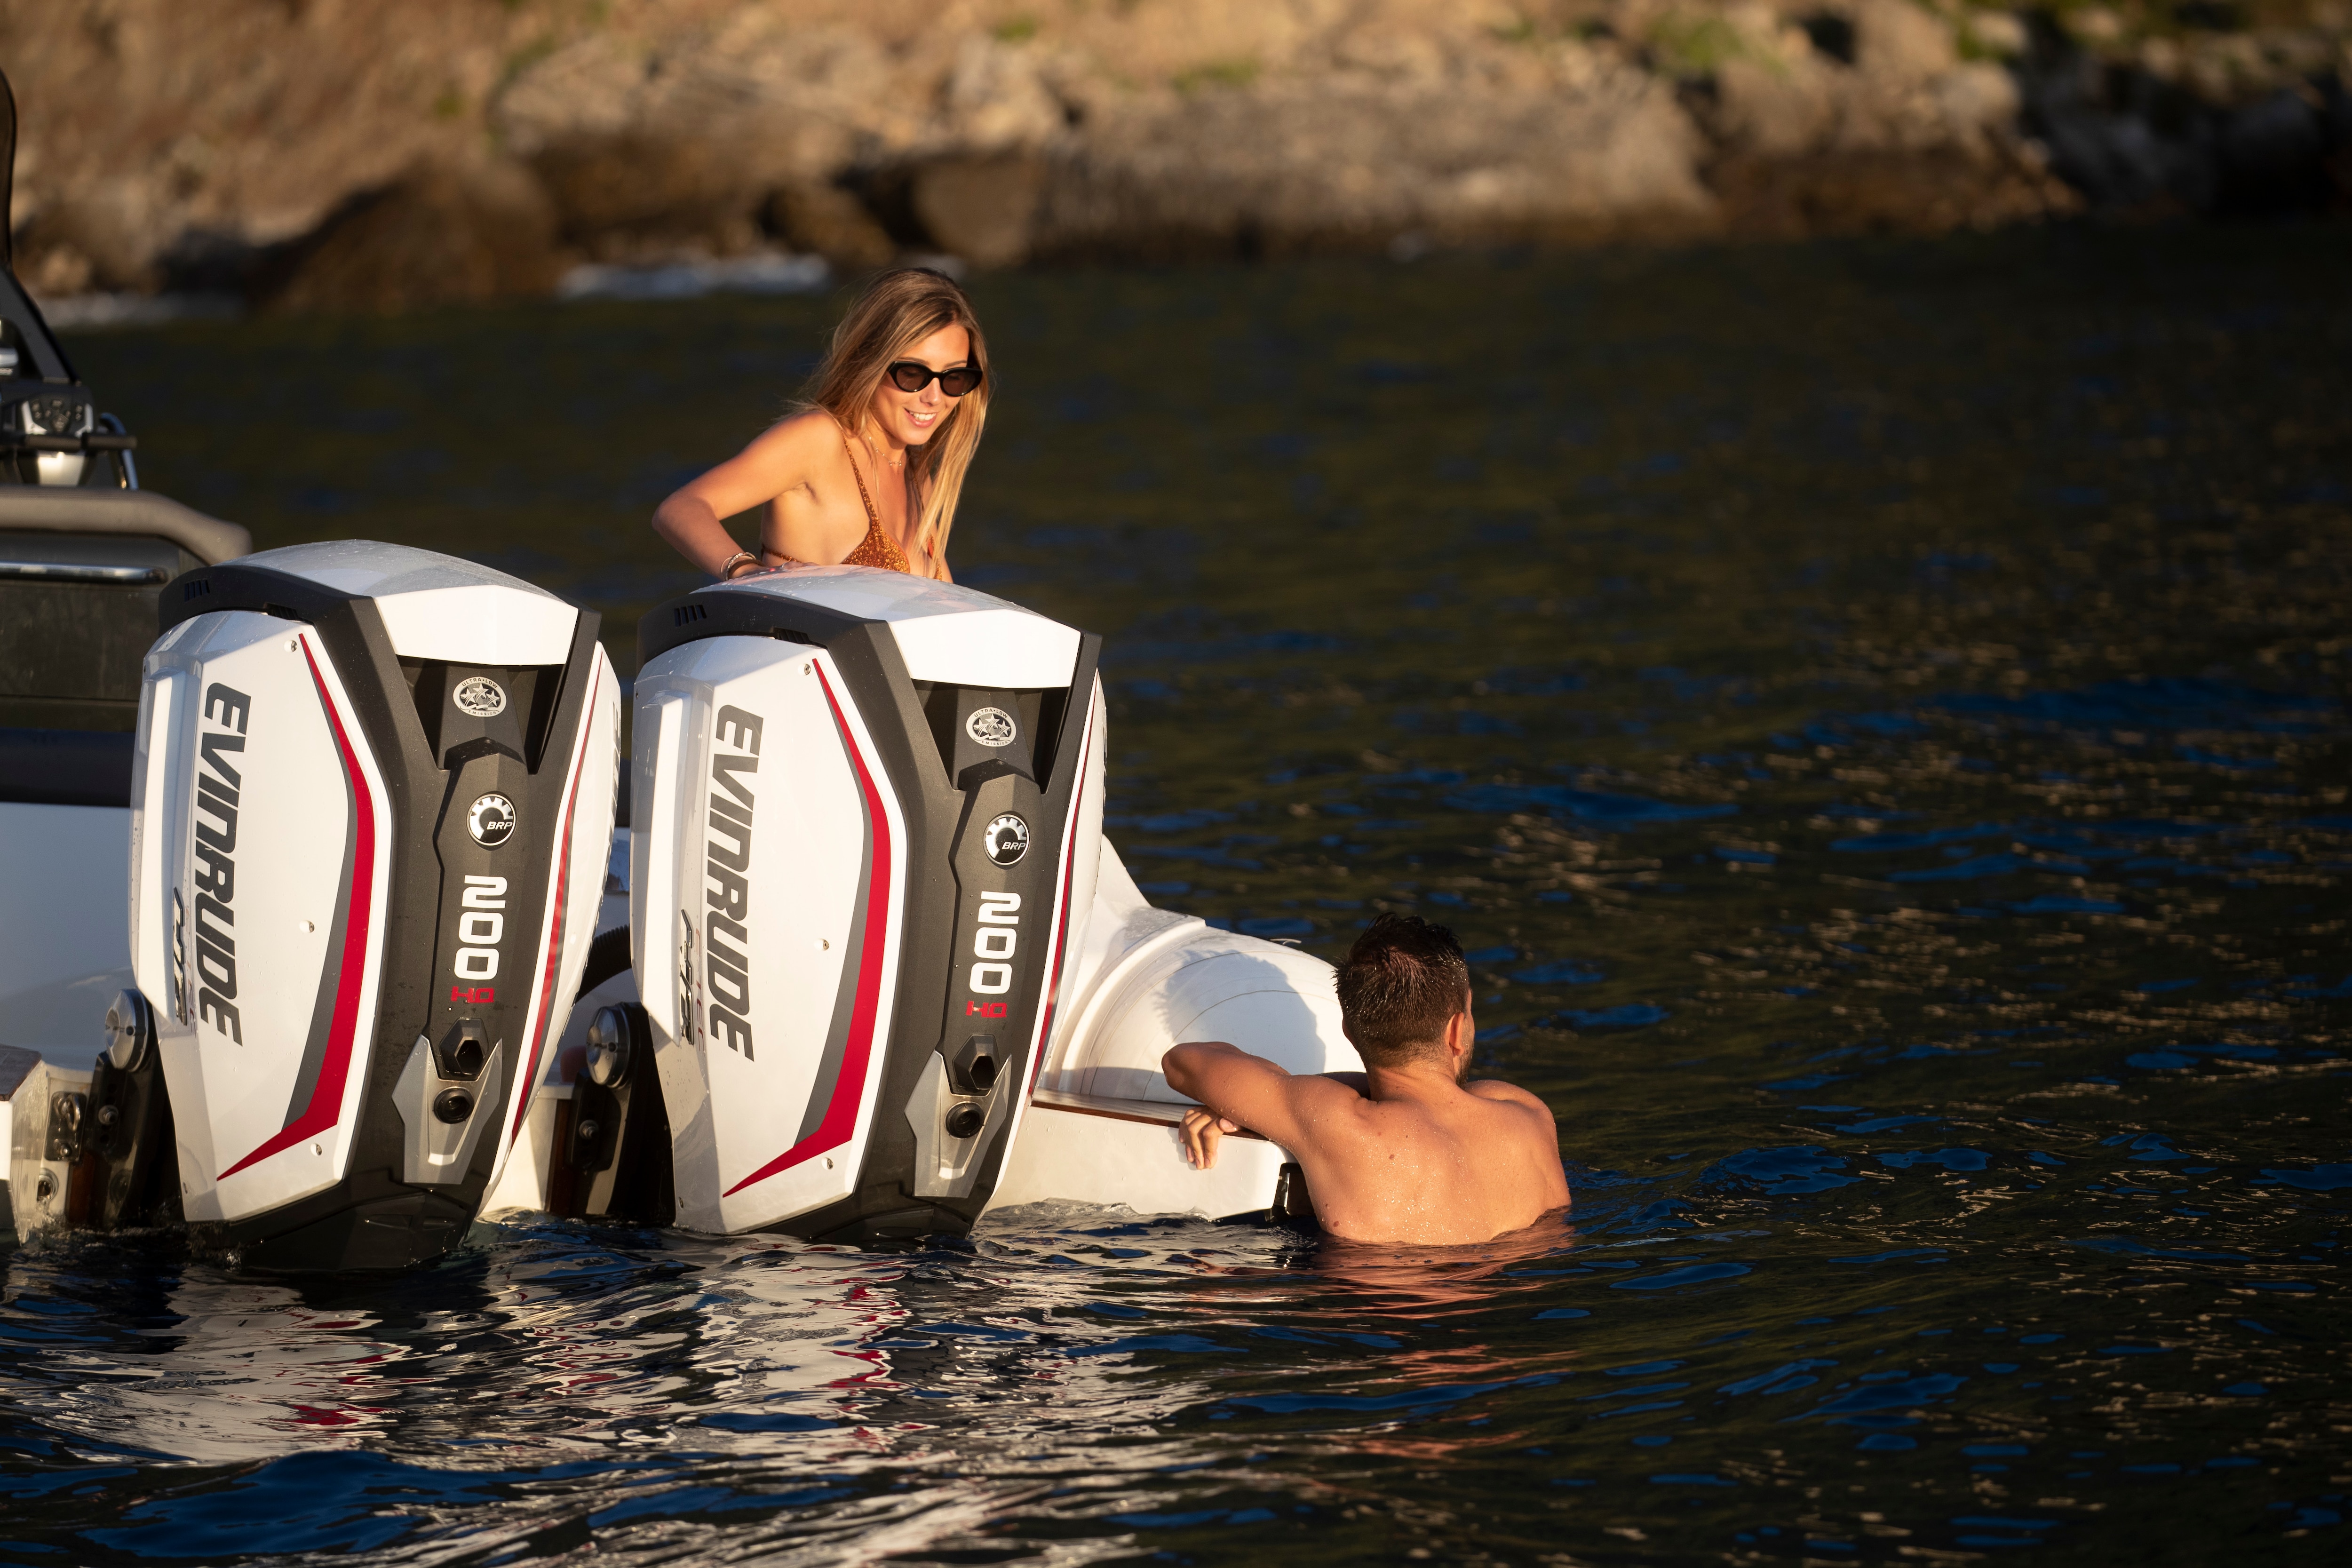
[1163,1040,1569,1243]
[1162,986,1570,1246]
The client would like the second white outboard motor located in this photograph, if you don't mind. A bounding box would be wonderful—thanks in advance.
[625,568,1104,1240]
[126,542,619,1269]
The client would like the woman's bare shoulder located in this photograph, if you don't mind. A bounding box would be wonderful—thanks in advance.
[748,407,842,460]
[668,408,842,516]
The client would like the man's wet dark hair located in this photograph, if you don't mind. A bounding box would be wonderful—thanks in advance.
[1334,913,1471,1065]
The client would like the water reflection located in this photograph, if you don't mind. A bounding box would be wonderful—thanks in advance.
[1,1179,2341,1560]
[9,225,2347,1560]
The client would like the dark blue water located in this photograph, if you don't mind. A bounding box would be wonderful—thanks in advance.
[8,225,2348,1563]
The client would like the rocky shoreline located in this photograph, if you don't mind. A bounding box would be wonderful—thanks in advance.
[6,0,2347,315]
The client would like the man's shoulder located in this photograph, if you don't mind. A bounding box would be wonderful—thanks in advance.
[1286,1071,1373,1112]
[1268,1072,1383,1146]
[1464,1078,1556,1121]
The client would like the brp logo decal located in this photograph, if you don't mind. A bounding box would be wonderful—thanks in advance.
[453,676,508,717]
[966,707,1017,748]
[984,813,1030,867]
[468,793,516,847]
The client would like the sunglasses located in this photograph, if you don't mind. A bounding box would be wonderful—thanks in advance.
[886,360,984,397]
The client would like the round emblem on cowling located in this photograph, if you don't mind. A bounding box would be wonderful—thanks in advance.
[453,676,508,717]
[965,706,1017,748]
[468,793,516,847]
[984,813,1030,867]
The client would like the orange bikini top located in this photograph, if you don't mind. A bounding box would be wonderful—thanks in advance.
[838,424,913,574]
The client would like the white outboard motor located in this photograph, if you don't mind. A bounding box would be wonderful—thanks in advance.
[623,568,1104,1240]
[126,542,618,1269]
[586,567,1363,1242]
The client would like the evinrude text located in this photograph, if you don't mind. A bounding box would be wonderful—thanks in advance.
[190,681,250,1043]
[705,704,761,1059]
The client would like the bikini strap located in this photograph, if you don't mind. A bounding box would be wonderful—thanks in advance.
[837,419,885,533]
[831,416,917,574]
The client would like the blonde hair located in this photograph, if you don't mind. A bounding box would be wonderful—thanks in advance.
[803,268,993,563]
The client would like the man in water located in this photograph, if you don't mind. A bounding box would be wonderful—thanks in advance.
[1162,914,1570,1244]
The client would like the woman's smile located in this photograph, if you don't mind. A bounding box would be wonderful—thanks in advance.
[874,323,973,447]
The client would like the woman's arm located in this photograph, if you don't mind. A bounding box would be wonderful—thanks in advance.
[651,490,752,577]
[652,413,830,575]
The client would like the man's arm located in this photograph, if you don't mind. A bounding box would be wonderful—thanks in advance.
[1162,1042,1315,1154]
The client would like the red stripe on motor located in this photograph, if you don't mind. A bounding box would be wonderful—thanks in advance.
[724,661,893,1196]
[510,659,602,1142]
[220,638,376,1179]
[1025,705,1095,1093]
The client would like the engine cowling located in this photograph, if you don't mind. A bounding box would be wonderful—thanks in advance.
[632,566,1104,1241]
[132,541,618,1269]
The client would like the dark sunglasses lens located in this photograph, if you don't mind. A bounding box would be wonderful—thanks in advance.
[937,367,982,397]
[887,362,932,392]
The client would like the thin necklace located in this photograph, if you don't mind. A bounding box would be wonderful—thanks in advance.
[853,421,922,559]
[860,425,910,511]
[858,418,906,473]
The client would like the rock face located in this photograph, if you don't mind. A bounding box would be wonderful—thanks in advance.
[1029,61,1719,259]
[912,158,1050,270]
[2013,11,2352,217]
[1686,0,2081,235]
[1,0,2344,312]
[259,161,562,315]
[3,0,551,303]
[765,182,896,271]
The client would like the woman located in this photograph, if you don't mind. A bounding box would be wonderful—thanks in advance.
[652,268,991,583]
